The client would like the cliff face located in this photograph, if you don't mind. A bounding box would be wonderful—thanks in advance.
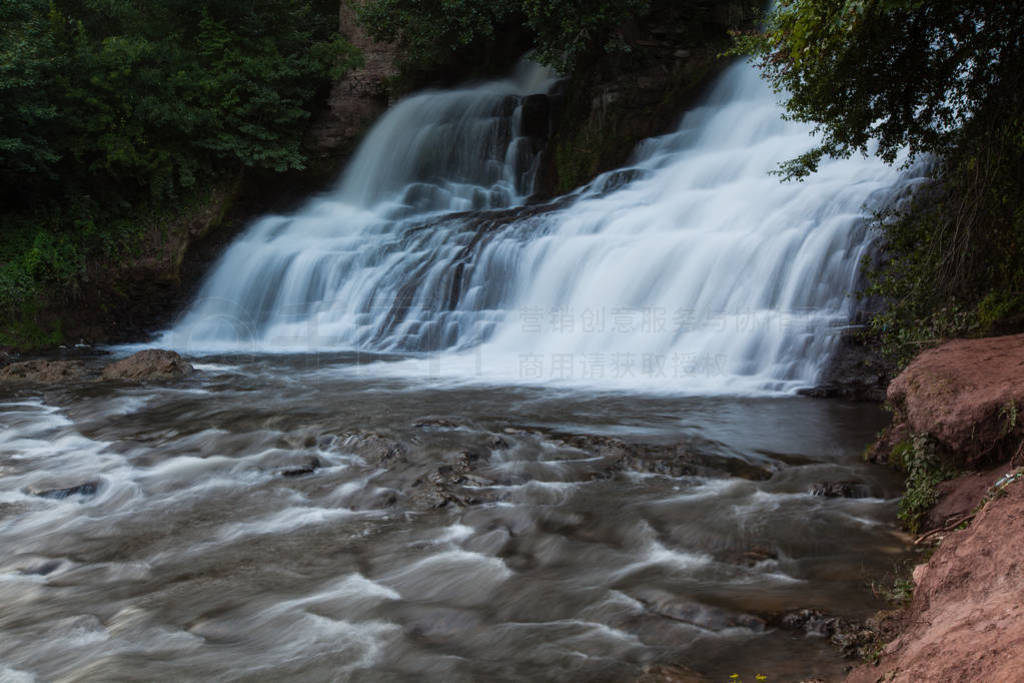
[537,3,754,196]
[885,333,1024,468]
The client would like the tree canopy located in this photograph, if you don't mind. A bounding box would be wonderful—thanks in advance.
[356,0,654,74]
[739,0,1024,177]
[1,0,357,210]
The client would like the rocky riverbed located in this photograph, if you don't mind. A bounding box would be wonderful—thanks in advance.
[0,351,908,681]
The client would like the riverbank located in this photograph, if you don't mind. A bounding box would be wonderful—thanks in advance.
[846,333,1024,681]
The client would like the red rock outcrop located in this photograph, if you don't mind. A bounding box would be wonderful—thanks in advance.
[886,333,1024,467]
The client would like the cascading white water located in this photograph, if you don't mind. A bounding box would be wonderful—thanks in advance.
[166,60,922,393]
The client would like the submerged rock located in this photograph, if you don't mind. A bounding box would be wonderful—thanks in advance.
[721,545,778,567]
[341,432,408,466]
[408,452,496,510]
[412,417,464,430]
[550,432,774,481]
[0,360,87,383]
[31,481,100,499]
[637,591,765,632]
[635,663,707,682]
[101,349,193,382]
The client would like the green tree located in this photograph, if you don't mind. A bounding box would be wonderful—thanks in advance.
[356,0,518,71]
[741,0,1024,178]
[0,1,64,207]
[520,0,650,73]
[357,0,658,73]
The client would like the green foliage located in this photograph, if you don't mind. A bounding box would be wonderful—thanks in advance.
[357,0,518,71]
[519,0,650,73]
[863,114,1024,365]
[891,434,957,533]
[871,566,915,606]
[0,0,357,340]
[357,0,661,74]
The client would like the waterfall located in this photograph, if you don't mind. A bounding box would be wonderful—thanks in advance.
[165,60,922,394]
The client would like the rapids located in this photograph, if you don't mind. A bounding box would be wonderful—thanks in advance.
[0,359,906,680]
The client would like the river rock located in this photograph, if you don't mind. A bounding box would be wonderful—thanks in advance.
[341,432,408,466]
[637,590,765,632]
[799,326,890,401]
[551,432,773,481]
[810,480,871,498]
[408,455,495,511]
[777,608,875,658]
[722,545,777,567]
[101,349,193,381]
[412,417,464,430]
[0,360,87,383]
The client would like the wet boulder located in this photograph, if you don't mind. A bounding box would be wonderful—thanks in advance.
[341,432,408,466]
[0,360,87,383]
[278,457,324,478]
[101,349,193,382]
[31,481,100,499]
[810,480,872,498]
[408,459,495,511]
